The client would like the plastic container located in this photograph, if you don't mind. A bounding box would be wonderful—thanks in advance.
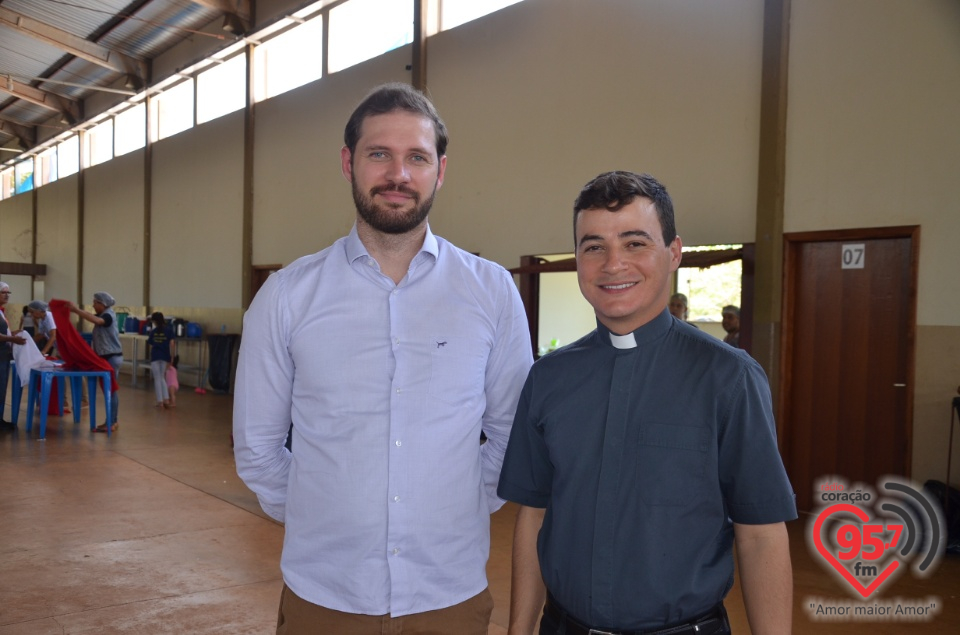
[186,322,202,339]
[125,316,140,334]
[116,312,128,333]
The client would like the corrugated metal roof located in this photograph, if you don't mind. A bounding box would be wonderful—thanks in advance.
[100,1,219,58]
[0,24,68,80]
[0,0,228,159]
[4,0,131,39]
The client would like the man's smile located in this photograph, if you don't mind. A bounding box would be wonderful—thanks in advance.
[600,282,637,291]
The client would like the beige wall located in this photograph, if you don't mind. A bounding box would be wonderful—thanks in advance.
[1,0,958,486]
[83,150,146,306]
[428,0,764,266]
[36,176,80,301]
[151,111,245,308]
[0,188,34,304]
[0,189,33,265]
[252,49,410,266]
[784,0,960,487]
[785,0,960,326]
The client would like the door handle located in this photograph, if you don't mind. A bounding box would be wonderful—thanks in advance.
[893,383,906,387]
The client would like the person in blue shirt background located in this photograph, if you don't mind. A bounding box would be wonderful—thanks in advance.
[146,312,176,409]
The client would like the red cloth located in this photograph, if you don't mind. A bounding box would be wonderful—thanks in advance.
[49,299,119,392]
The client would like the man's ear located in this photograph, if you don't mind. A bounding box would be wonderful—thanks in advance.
[340,146,353,183]
[669,235,683,272]
[435,155,447,190]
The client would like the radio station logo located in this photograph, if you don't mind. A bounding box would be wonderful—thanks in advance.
[805,476,946,622]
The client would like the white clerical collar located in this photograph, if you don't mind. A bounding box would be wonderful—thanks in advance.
[609,331,637,349]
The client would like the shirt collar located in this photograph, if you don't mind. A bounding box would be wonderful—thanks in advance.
[597,308,673,349]
[344,223,439,265]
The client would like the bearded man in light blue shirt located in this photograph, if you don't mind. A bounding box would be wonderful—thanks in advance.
[233,83,533,634]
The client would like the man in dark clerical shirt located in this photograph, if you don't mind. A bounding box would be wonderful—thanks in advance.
[498,171,797,635]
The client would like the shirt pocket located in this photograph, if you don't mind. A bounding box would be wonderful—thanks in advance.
[636,423,709,506]
[428,337,487,407]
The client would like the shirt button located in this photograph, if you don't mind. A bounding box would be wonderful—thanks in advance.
[395,440,402,447]
[394,495,400,502]
[394,338,400,345]
[392,548,400,555]
[396,388,401,394]
[392,289,398,295]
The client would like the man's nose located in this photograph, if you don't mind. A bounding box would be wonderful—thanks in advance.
[385,157,410,183]
[602,248,626,272]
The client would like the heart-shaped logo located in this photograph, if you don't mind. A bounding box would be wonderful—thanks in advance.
[812,503,900,598]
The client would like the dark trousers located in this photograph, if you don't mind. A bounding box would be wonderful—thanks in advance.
[538,601,731,635]
[0,359,9,420]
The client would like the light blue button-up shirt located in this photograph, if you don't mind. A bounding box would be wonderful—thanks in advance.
[233,224,532,617]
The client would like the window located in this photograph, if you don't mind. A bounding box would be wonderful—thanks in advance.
[253,15,324,101]
[329,0,412,73]
[115,103,146,156]
[37,147,58,185]
[58,135,80,177]
[14,158,34,194]
[0,167,13,199]
[153,79,195,140]
[197,55,246,123]
[675,245,743,323]
[86,119,114,167]
[441,0,524,30]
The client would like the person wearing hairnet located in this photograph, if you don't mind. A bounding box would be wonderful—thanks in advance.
[68,292,122,432]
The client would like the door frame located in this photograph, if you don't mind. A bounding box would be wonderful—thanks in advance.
[779,225,920,477]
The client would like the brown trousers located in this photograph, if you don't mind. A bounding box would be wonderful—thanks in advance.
[276,583,494,635]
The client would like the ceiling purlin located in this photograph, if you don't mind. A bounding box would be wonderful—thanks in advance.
[0,5,147,87]
[0,74,81,123]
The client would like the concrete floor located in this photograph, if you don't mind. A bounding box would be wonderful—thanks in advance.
[1,377,958,634]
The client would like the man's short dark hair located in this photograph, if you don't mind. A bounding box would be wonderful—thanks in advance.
[344,82,449,157]
[572,171,677,245]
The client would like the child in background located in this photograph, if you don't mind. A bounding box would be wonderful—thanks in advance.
[165,355,179,407]
[146,312,176,408]
[19,305,35,337]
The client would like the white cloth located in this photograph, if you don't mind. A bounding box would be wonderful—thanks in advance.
[12,331,59,385]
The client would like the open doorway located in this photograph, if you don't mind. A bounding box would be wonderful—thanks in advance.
[512,244,753,359]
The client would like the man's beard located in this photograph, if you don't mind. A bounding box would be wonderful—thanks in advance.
[353,180,437,235]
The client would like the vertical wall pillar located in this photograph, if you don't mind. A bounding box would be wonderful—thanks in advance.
[242,42,256,308]
[412,0,428,91]
[753,0,791,410]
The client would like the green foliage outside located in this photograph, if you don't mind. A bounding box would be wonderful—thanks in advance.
[676,245,742,322]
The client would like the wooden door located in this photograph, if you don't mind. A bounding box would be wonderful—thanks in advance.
[781,227,918,511]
